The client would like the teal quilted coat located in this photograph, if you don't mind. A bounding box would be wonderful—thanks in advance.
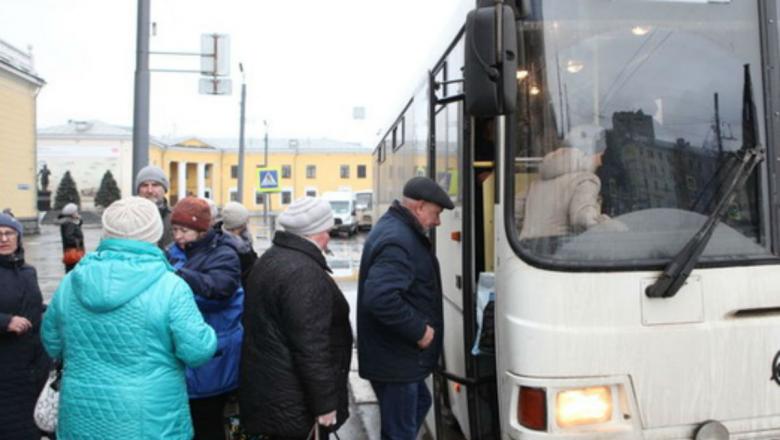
[42,238,218,439]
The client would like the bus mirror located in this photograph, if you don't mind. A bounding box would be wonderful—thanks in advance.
[464,5,518,117]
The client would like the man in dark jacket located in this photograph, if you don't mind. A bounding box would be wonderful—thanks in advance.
[240,196,353,439]
[357,176,454,440]
[136,165,174,249]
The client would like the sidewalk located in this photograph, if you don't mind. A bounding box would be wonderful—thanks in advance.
[348,349,381,440]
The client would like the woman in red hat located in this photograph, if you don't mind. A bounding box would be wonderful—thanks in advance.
[167,196,244,440]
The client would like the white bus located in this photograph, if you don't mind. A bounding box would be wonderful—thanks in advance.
[373,1,780,439]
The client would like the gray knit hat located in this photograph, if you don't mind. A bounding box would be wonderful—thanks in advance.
[0,213,23,238]
[102,197,164,244]
[135,165,169,192]
[278,197,334,237]
[221,202,249,230]
[61,203,78,216]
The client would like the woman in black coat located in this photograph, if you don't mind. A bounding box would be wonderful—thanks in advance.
[240,197,353,439]
[57,203,85,273]
[0,213,50,439]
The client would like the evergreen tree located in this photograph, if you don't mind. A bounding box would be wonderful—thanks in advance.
[53,171,81,210]
[95,170,122,208]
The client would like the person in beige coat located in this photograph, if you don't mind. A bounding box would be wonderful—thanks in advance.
[517,125,623,239]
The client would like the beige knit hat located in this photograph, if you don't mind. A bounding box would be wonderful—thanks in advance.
[102,197,164,244]
[278,197,334,237]
[221,202,250,230]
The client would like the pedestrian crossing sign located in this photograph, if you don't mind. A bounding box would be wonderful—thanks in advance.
[256,166,282,193]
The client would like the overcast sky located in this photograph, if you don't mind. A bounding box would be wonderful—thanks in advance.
[1,0,464,147]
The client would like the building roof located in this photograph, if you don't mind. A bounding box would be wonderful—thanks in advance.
[0,38,45,86]
[164,136,371,154]
[37,121,370,154]
[38,120,167,147]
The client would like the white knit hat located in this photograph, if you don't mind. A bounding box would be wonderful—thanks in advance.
[221,202,249,229]
[102,197,164,244]
[62,203,78,216]
[278,197,334,237]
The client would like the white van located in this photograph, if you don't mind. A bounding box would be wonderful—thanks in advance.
[321,191,358,236]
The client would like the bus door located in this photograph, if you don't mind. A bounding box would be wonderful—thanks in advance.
[428,41,500,440]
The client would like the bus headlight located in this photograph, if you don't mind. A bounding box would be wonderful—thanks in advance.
[555,386,612,427]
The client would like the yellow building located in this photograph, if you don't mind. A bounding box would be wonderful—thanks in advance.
[161,137,373,212]
[38,122,373,213]
[0,39,45,233]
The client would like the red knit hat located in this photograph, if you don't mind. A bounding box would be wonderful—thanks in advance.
[171,197,211,232]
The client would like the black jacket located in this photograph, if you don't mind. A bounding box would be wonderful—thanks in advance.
[58,217,84,250]
[158,203,174,250]
[0,246,50,439]
[240,231,353,437]
[214,221,258,287]
[357,201,444,382]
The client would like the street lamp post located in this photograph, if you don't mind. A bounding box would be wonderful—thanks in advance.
[132,0,151,191]
[237,62,246,204]
[263,120,269,222]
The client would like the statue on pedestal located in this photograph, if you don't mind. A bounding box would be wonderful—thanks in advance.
[38,164,51,193]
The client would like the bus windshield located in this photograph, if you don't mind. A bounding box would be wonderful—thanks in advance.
[510,0,773,267]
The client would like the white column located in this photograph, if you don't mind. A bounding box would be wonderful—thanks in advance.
[197,162,206,198]
[178,161,187,201]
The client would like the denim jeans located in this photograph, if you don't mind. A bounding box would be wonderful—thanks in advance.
[371,380,432,440]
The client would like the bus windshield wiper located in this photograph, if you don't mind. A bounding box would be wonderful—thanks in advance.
[645,64,764,298]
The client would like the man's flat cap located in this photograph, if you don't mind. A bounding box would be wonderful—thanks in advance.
[403,176,455,210]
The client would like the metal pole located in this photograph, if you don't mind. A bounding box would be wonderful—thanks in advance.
[237,63,246,204]
[132,0,151,192]
[263,120,269,223]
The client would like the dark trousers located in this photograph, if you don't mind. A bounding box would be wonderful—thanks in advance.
[371,380,432,440]
[190,393,229,440]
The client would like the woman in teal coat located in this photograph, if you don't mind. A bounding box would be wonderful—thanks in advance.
[42,197,217,439]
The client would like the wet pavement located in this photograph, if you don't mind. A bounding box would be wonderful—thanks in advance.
[25,222,378,439]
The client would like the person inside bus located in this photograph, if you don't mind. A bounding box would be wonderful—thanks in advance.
[516,124,625,239]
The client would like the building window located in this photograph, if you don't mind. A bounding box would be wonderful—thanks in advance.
[282,165,292,178]
[231,165,238,179]
[305,188,317,197]
[281,189,292,205]
[230,189,238,202]
[255,192,266,205]
[357,164,367,178]
[306,165,316,179]
[340,165,350,179]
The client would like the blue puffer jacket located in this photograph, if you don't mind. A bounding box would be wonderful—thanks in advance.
[167,228,243,398]
[41,238,217,440]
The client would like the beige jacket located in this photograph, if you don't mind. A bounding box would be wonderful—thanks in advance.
[518,148,611,239]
